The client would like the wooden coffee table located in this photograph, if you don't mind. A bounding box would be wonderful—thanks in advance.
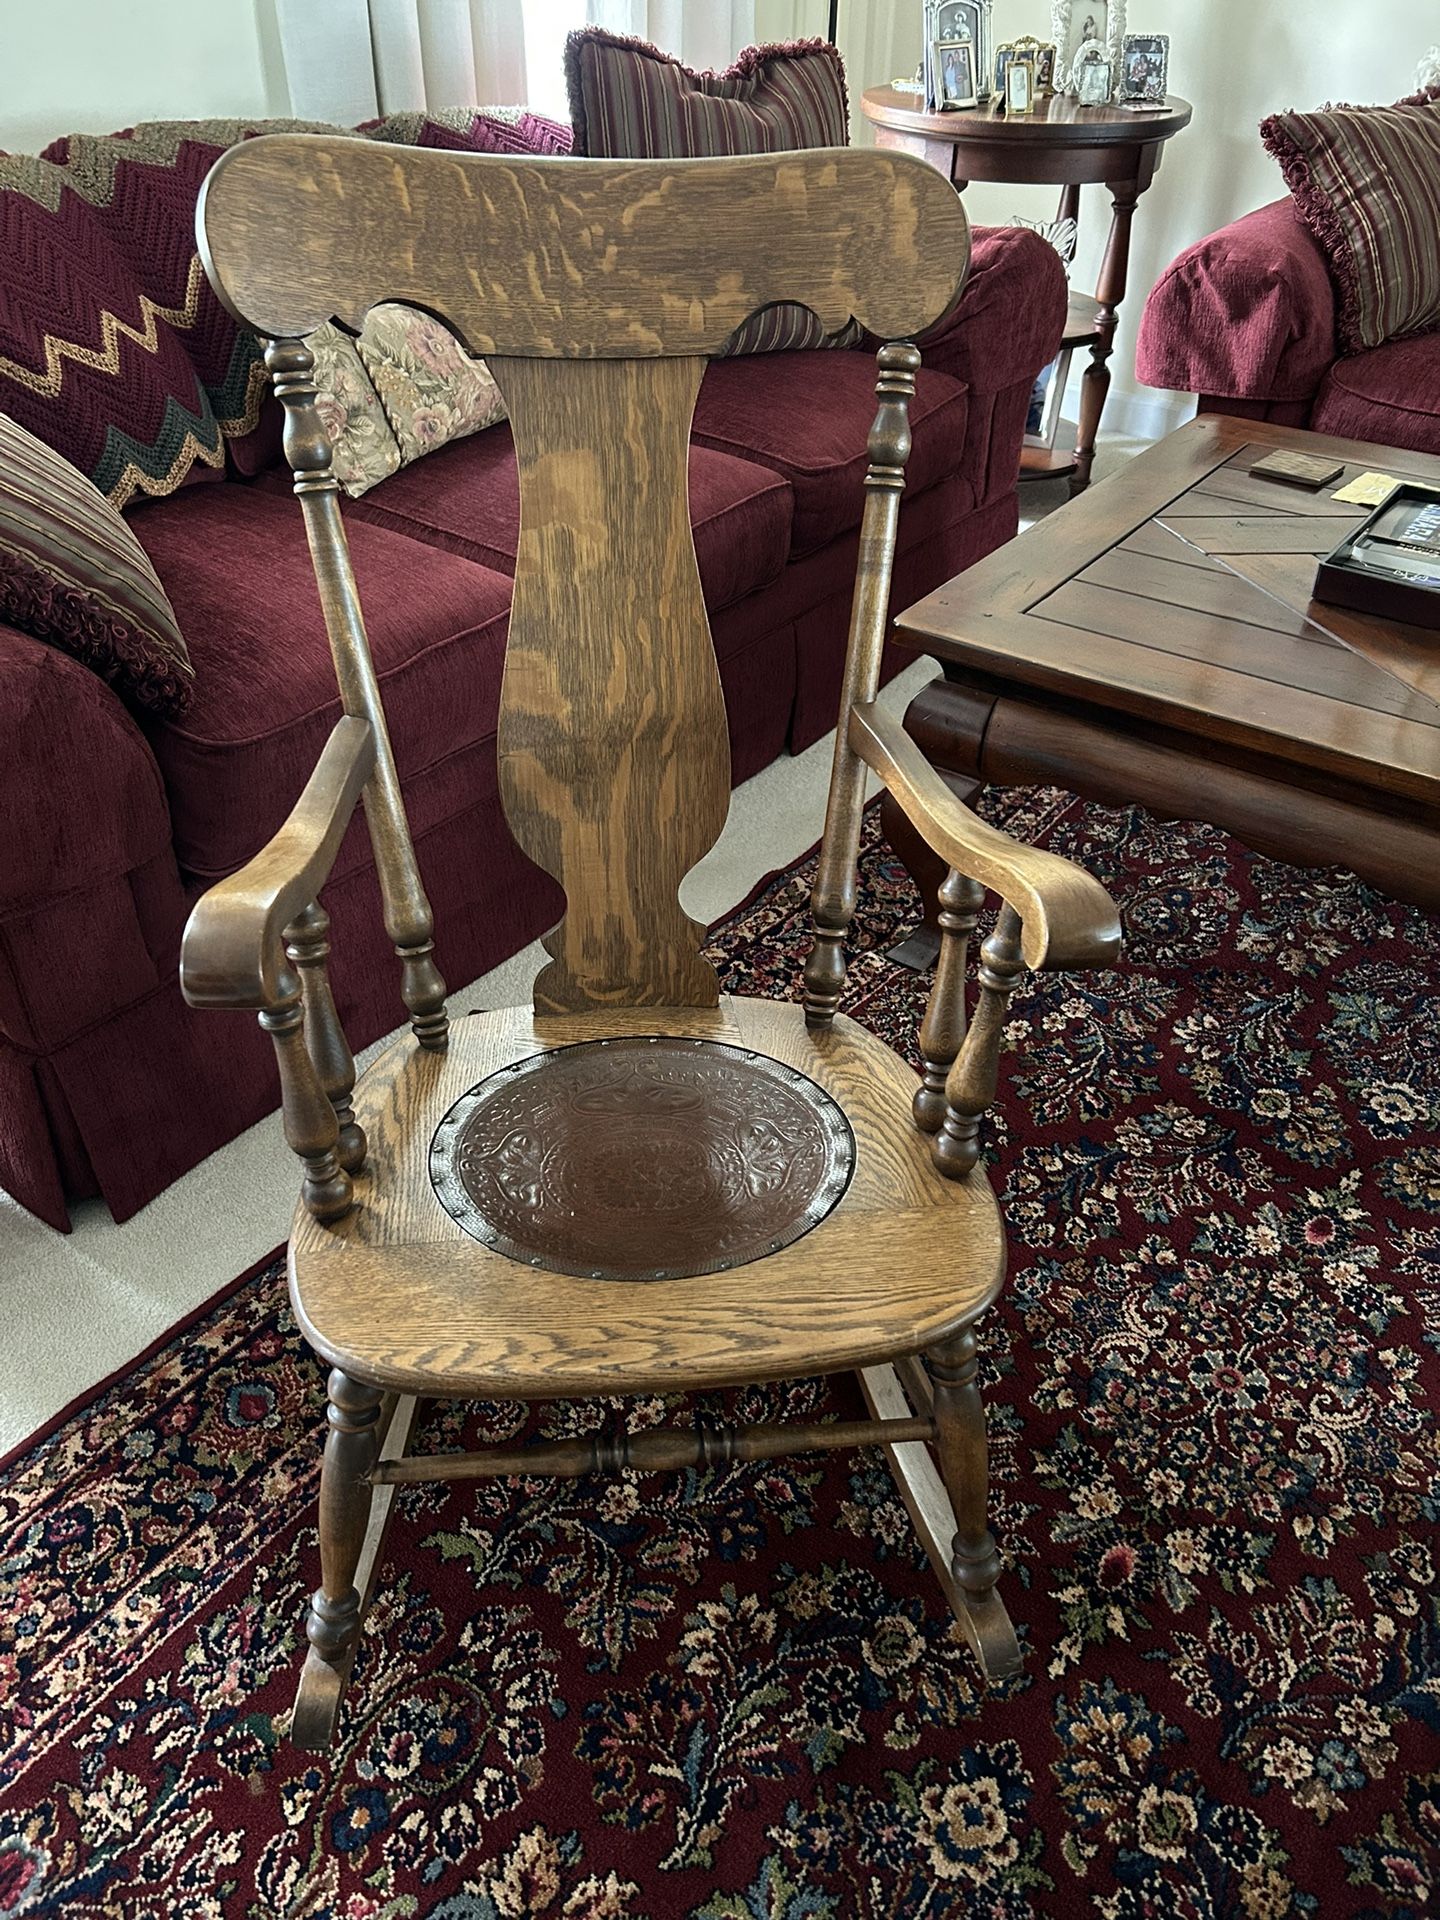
[885,414,1440,964]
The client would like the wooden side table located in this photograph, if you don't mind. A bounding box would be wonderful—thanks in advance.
[861,85,1192,493]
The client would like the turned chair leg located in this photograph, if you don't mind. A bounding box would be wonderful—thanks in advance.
[293,1368,383,1750]
[927,1326,1022,1682]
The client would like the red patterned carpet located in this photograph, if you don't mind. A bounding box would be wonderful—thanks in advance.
[1,792,1437,1918]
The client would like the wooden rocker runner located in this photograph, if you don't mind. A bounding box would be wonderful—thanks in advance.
[182,135,1122,1749]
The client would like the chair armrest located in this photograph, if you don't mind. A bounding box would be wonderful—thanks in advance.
[180,716,375,1010]
[849,702,1121,972]
[1136,198,1338,408]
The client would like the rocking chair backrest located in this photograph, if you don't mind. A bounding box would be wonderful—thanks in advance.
[197,138,970,1014]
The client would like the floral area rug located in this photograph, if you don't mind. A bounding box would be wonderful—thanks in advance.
[2,791,1437,1919]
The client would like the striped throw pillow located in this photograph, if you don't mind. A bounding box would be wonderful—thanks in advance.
[564,29,855,354]
[1262,93,1440,354]
[0,412,192,713]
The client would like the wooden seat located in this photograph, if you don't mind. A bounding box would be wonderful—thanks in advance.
[180,134,1122,1755]
[291,999,1005,1400]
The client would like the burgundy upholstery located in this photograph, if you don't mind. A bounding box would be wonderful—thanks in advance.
[129,487,515,879]
[320,433,795,615]
[1311,334,1440,451]
[1136,199,1340,412]
[0,224,1064,1230]
[691,354,968,554]
[1138,196,1440,455]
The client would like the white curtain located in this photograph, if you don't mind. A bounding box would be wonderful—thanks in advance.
[585,0,755,72]
[273,0,578,125]
[271,0,896,129]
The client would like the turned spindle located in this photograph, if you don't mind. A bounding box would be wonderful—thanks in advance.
[259,965,353,1222]
[914,869,986,1133]
[284,900,365,1173]
[804,342,919,1026]
[266,336,449,1052]
[933,903,1026,1179]
[303,1370,383,1671]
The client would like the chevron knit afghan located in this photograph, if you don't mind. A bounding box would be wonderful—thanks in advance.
[0,110,572,511]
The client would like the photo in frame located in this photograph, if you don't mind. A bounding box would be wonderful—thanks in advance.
[1119,32,1169,103]
[1005,55,1035,114]
[1001,35,1057,97]
[1073,42,1113,105]
[935,37,979,108]
[923,0,994,108]
[1050,0,1125,92]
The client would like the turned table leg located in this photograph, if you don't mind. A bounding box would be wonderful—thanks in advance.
[1073,176,1141,495]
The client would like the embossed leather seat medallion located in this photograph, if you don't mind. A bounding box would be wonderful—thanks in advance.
[429,1036,856,1280]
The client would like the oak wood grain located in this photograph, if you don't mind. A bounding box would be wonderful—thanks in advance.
[494,354,726,1011]
[288,998,1007,1398]
[847,701,1122,971]
[805,345,922,1026]
[197,140,971,354]
[180,716,374,1010]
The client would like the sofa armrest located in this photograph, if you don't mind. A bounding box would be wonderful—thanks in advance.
[864,224,1068,396]
[0,623,173,914]
[1136,197,1338,409]
[859,224,1067,510]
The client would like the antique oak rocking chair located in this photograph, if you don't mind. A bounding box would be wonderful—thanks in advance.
[182,135,1121,1749]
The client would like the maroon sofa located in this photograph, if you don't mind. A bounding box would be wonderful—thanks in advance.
[1136,195,1440,452]
[0,158,1064,1233]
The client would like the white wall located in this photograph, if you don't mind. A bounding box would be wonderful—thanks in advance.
[0,0,291,154]
[840,0,1440,432]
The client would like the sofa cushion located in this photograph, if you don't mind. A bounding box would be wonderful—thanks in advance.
[0,412,193,714]
[327,430,795,620]
[1310,334,1440,455]
[564,29,855,356]
[129,485,514,879]
[1261,93,1440,353]
[690,352,970,555]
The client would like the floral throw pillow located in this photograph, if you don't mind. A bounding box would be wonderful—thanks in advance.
[356,307,508,465]
[308,323,402,497]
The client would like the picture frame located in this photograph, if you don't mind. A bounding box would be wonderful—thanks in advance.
[1024,347,1073,450]
[923,0,994,108]
[1004,55,1035,115]
[1049,0,1125,94]
[1073,42,1113,105]
[934,37,979,109]
[1118,32,1169,104]
[1002,35,1057,96]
